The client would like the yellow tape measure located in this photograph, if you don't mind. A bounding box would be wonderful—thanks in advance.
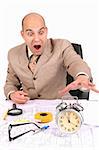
[34,112,53,123]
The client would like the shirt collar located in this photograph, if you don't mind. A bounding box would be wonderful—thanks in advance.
[27,46,33,58]
[26,46,41,63]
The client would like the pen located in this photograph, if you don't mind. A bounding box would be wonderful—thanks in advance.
[3,110,9,120]
[34,125,49,135]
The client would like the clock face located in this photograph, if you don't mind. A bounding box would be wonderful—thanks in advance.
[56,109,82,134]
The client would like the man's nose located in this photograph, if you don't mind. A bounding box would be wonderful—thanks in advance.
[34,33,40,42]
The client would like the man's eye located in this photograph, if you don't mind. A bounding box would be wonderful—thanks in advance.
[27,32,33,36]
[39,30,44,35]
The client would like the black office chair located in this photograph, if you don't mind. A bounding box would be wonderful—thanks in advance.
[66,43,90,100]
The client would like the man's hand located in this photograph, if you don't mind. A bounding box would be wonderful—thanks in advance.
[10,91,30,104]
[59,75,99,96]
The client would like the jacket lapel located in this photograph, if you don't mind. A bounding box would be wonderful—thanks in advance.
[19,44,33,77]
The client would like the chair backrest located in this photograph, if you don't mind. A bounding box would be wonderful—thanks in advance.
[66,43,89,100]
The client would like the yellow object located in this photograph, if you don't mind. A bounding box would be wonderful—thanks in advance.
[14,118,30,123]
[3,110,8,120]
[34,112,53,123]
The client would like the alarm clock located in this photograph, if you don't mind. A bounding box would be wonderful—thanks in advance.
[56,102,84,134]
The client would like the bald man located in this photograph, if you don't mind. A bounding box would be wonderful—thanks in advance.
[4,12,99,104]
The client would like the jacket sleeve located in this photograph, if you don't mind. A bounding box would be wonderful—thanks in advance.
[4,53,21,98]
[62,40,92,80]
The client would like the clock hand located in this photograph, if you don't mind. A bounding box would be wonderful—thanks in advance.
[66,113,70,123]
[66,112,70,123]
[69,120,78,127]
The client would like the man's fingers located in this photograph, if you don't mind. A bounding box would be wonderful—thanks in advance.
[11,96,29,104]
[88,82,95,86]
[18,91,29,96]
[80,82,99,93]
[14,94,29,100]
[89,86,99,93]
[12,98,28,104]
[10,91,30,104]
[59,82,79,96]
[59,77,99,97]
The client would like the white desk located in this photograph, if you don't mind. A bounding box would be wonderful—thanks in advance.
[0,99,99,150]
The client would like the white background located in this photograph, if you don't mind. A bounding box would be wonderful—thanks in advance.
[0,0,99,100]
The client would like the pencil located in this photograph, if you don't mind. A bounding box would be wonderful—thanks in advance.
[3,110,8,120]
[33,125,49,135]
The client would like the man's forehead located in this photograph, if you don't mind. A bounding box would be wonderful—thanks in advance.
[25,26,46,32]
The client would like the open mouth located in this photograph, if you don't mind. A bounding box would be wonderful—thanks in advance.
[34,45,41,50]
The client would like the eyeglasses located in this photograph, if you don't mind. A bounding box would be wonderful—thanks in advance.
[8,122,41,141]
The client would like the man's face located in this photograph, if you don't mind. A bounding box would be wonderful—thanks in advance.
[21,15,48,55]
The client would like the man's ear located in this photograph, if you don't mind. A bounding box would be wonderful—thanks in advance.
[20,31,24,37]
[20,30,25,41]
[46,27,48,34]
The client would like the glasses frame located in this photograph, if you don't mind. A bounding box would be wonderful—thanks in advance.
[8,122,41,141]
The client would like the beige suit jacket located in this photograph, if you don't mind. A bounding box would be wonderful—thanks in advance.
[4,39,91,99]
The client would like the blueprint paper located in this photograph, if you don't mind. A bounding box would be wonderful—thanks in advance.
[0,99,99,149]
